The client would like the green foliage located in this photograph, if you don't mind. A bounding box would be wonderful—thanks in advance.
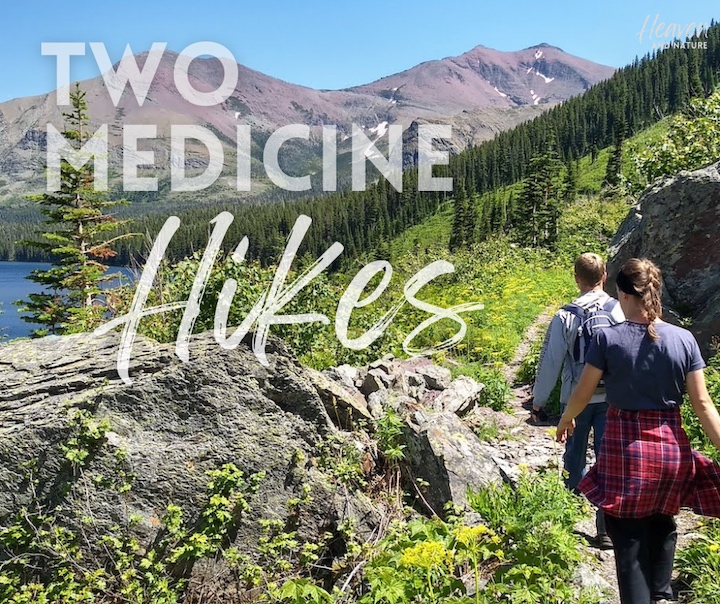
[347,472,599,604]
[603,119,626,188]
[512,144,564,250]
[376,408,407,464]
[16,83,134,336]
[681,355,720,462]
[315,434,367,490]
[634,86,720,185]
[449,185,478,251]
[555,194,631,263]
[59,409,110,469]
[357,516,502,604]
[676,518,720,603]
[0,409,264,604]
[452,363,510,411]
[267,578,333,604]
[467,469,591,599]
[473,419,502,443]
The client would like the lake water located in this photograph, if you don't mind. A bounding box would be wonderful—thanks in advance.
[0,261,134,341]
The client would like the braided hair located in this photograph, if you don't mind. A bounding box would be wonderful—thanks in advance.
[617,258,663,340]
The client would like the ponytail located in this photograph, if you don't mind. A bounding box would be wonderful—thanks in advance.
[617,258,663,340]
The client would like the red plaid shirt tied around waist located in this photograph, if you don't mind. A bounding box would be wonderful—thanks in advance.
[579,405,720,518]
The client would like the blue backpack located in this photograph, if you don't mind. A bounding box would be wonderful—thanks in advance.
[563,297,620,365]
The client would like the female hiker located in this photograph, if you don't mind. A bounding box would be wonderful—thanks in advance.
[556,257,720,604]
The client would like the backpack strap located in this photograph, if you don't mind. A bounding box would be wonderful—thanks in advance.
[562,303,586,362]
[602,298,619,313]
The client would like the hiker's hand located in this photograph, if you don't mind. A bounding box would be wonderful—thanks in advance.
[556,416,575,443]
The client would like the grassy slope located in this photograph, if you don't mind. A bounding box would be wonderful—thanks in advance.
[380,124,661,362]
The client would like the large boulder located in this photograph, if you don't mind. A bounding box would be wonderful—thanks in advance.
[608,162,720,356]
[0,331,381,598]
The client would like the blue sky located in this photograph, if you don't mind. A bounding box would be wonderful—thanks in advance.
[0,0,717,103]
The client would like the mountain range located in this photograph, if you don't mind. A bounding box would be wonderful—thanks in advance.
[0,43,615,201]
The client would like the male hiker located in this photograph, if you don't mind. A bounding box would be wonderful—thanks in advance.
[530,252,625,548]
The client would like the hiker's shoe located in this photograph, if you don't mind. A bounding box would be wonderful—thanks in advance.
[592,533,613,550]
[529,407,549,425]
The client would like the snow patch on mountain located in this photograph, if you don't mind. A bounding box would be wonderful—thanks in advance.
[534,70,555,84]
[368,121,388,137]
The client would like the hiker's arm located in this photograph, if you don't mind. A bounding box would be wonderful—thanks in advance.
[556,364,604,442]
[688,369,720,451]
[532,314,568,407]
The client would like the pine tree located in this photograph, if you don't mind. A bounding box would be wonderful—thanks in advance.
[513,145,563,249]
[604,118,626,187]
[449,185,468,251]
[18,84,133,336]
[563,159,578,204]
[463,188,477,245]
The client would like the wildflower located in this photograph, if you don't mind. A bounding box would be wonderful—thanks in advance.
[399,541,453,571]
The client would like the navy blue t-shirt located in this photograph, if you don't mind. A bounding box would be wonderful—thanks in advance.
[585,321,706,410]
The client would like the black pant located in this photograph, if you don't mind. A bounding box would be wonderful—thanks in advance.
[604,514,677,603]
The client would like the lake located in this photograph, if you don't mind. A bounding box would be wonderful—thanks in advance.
[0,262,134,341]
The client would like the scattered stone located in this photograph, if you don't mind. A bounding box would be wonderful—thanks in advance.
[434,376,484,416]
[573,562,613,595]
[369,358,395,375]
[399,372,427,401]
[416,365,452,390]
[324,364,359,390]
[360,371,385,397]
[308,368,371,429]
[419,389,441,409]
[367,391,387,419]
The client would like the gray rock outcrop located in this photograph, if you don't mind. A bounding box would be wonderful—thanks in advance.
[608,162,720,356]
[0,326,501,603]
[0,331,381,591]
[404,411,504,514]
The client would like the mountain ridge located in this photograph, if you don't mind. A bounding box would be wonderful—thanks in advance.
[0,42,615,201]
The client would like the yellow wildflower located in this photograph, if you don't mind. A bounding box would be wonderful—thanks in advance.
[399,541,453,570]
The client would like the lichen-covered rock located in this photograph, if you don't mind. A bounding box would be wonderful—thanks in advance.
[0,330,381,595]
[403,411,504,514]
[360,370,386,397]
[608,162,720,356]
[433,376,484,416]
[416,365,453,391]
[324,364,359,390]
[308,367,371,429]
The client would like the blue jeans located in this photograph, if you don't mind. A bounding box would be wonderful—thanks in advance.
[563,401,608,534]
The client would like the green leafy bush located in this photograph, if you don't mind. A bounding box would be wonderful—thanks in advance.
[634,87,720,185]
[468,469,590,598]
[681,355,720,462]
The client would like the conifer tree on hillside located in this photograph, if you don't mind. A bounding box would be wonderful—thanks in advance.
[17,84,134,336]
[563,159,579,204]
[463,187,477,246]
[449,184,468,252]
[604,118,626,187]
[513,141,563,249]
